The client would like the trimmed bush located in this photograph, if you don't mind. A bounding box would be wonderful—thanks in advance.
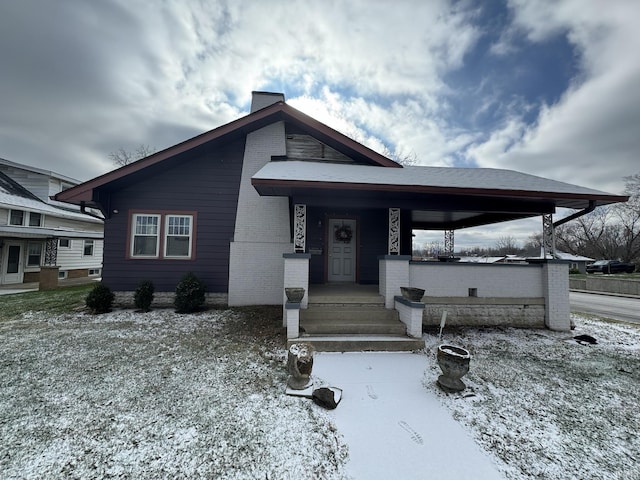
[134,280,155,312]
[174,272,206,313]
[85,283,115,314]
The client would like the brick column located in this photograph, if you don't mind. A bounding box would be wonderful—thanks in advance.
[39,266,59,290]
[283,253,310,325]
[540,259,571,331]
[379,255,411,308]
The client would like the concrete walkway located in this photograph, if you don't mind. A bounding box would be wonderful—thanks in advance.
[312,352,504,479]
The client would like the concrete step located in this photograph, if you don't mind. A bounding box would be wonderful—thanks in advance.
[300,306,404,335]
[287,335,425,352]
[300,306,399,322]
[301,320,406,335]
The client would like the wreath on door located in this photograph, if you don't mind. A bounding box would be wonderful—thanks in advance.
[334,224,353,243]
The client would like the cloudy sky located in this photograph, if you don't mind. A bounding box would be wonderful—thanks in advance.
[1,0,639,250]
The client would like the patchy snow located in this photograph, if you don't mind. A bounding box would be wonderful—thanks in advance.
[1,308,639,479]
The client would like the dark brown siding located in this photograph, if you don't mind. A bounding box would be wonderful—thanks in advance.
[101,138,245,292]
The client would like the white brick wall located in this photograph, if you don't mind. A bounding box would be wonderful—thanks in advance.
[409,263,544,298]
[379,256,410,307]
[285,305,300,339]
[395,299,424,337]
[228,118,293,306]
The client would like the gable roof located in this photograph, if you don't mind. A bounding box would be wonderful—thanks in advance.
[0,171,102,224]
[0,171,42,203]
[55,101,400,207]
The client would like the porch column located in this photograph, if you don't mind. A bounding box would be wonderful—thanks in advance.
[444,230,455,257]
[388,208,400,255]
[293,204,307,253]
[542,214,556,259]
[40,238,59,290]
[540,259,571,331]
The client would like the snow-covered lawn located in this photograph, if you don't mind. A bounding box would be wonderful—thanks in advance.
[1,306,639,479]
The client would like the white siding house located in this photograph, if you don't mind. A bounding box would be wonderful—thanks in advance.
[0,158,103,285]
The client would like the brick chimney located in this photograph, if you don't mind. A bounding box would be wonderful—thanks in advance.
[250,91,285,113]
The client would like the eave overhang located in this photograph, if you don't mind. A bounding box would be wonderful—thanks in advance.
[251,161,629,230]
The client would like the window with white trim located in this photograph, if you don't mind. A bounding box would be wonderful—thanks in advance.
[165,215,192,258]
[83,240,94,256]
[129,212,194,259]
[29,212,42,227]
[59,238,71,248]
[131,214,160,257]
[9,210,24,226]
[27,242,42,266]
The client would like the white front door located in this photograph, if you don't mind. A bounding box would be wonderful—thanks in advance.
[2,243,24,284]
[328,219,356,283]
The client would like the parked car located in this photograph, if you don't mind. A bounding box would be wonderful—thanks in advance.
[586,260,636,274]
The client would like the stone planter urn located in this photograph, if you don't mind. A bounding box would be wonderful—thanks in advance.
[287,342,314,390]
[436,344,471,393]
[285,287,305,303]
[400,286,425,302]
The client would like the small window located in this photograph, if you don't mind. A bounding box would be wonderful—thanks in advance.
[89,268,101,276]
[27,242,42,266]
[29,212,42,227]
[131,214,160,257]
[9,210,25,226]
[83,240,94,256]
[58,271,68,279]
[165,215,192,258]
[59,239,71,248]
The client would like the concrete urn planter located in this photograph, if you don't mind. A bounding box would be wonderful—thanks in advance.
[285,288,305,303]
[400,286,425,302]
[436,345,471,392]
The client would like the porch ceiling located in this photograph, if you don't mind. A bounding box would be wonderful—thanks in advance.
[252,161,628,230]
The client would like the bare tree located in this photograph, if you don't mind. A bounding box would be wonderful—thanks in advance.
[109,144,155,167]
[554,173,640,264]
[495,235,521,255]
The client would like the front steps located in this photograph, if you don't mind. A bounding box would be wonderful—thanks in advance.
[287,285,425,352]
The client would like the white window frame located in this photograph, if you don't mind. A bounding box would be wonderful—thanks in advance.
[83,239,94,256]
[164,215,193,258]
[28,212,43,227]
[131,214,161,258]
[9,210,25,226]
[27,242,42,267]
[59,238,71,248]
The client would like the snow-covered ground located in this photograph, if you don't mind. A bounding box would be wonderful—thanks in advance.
[1,308,638,479]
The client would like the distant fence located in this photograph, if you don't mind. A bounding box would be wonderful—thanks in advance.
[570,277,640,296]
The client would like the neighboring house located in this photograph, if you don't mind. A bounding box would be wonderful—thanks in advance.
[0,158,103,286]
[55,92,628,333]
[530,247,594,273]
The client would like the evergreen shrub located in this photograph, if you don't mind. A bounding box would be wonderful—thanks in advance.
[174,272,206,313]
[85,283,115,314]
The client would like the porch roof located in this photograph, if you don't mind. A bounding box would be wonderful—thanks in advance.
[252,161,628,229]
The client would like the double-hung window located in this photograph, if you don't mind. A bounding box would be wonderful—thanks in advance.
[27,242,42,266]
[131,214,160,257]
[130,212,194,259]
[165,215,192,258]
[9,210,24,226]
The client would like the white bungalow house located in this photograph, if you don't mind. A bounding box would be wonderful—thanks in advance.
[0,158,103,287]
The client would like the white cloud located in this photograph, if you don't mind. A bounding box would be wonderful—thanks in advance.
[470,0,640,195]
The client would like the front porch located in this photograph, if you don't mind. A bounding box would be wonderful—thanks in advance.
[283,254,571,352]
